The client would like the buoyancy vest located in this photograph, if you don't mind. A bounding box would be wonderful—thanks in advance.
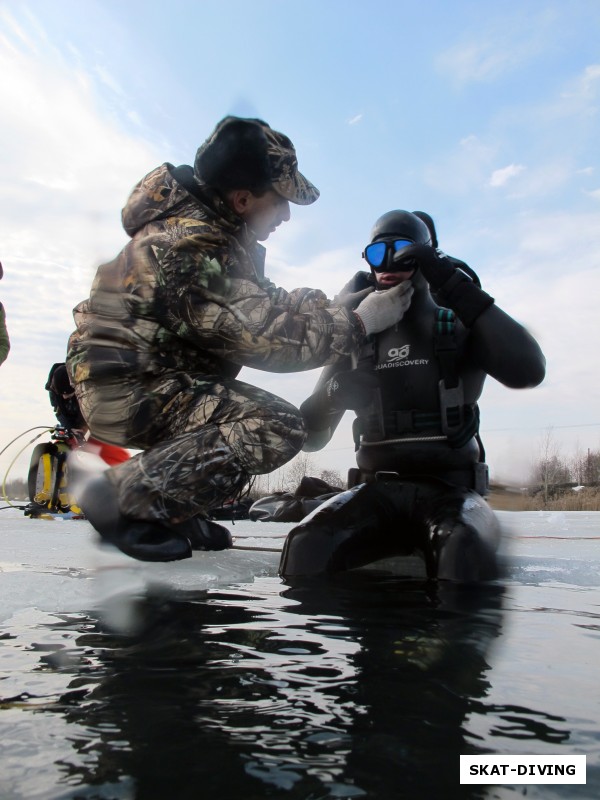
[353,302,483,451]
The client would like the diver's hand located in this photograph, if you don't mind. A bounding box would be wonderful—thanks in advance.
[396,244,494,326]
[393,244,455,290]
[324,370,379,412]
[353,280,414,335]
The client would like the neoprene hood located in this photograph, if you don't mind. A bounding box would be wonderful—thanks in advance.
[370,210,432,245]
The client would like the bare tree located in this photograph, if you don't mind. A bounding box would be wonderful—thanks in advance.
[250,468,287,498]
[282,452,316,492]
[583,448,600,484]
[530,427,570,503]
[571,445,586,485]
[319,468,345,489]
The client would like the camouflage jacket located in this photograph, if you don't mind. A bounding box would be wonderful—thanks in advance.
[68,163,361,385]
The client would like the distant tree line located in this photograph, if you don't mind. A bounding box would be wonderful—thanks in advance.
[1,477,28,501]
[529,430,600,503]
[248,452,344,500]
[4,429,598,511]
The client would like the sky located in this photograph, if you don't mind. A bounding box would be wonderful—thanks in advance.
[0,0,599,487]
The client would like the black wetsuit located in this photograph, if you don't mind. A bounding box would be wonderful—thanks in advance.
[280,269,546,582]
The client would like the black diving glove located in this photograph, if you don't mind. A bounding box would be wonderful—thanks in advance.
[300,371,379,431]
[393,244,494,327]
[393,244,455,289]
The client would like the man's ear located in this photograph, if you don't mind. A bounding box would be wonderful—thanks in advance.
[227,189,254,217]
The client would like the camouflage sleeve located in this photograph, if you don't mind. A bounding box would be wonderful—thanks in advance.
[0,302,10,366]
[156,241,363,373]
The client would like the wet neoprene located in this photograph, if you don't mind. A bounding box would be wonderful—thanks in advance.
[300,370,380,430]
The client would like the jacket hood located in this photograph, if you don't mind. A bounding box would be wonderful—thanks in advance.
[121,163,242,238]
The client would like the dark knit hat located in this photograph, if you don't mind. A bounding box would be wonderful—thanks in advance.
[194,116,319,205]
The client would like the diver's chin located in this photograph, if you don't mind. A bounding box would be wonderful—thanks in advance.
[375,271,414,289]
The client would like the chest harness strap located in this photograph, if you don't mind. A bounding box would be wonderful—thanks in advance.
[434,308,465,437]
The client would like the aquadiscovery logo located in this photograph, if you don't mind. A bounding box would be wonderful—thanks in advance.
[375,343,429,370]
[387,344,410,361]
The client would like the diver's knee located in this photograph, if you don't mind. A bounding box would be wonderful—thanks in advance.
[279,524,334,578]
[431,520,498,583]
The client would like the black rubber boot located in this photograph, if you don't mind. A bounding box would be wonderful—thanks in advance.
[78,474,192,562]
[172,517,233,551]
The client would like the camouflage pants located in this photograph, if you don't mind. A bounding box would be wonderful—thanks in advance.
[75,373,306,523]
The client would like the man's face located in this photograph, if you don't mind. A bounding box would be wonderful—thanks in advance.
[244,189,291,241]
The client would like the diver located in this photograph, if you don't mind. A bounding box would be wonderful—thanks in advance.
[279,210,546,583]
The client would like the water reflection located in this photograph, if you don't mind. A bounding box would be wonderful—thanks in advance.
[278,577,507,799]
[0,574,578,799]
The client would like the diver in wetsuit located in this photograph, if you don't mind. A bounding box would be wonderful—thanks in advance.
[279,210,546,582]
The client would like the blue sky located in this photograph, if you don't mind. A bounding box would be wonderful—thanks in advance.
[1,0,599,485]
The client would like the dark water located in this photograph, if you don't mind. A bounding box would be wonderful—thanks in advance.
[0,571,598,800]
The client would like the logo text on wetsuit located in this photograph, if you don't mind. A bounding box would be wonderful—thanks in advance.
[375,344,429,370]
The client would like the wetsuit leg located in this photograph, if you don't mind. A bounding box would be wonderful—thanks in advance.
[418,484,500,582]
[279,481,421,578]
[280,477,500,583]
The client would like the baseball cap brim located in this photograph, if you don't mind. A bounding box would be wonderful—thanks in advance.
[272,170,320,206]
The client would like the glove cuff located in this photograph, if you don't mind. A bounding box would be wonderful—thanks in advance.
[436,272,494,327]
[352,307,372,336]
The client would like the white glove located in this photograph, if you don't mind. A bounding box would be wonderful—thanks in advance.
[353,281,414,335]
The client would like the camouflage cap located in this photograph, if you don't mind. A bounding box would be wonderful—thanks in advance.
[261,125,320,205]
[195,116,319,206]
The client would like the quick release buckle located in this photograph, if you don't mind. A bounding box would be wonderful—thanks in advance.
[438,379,464,435]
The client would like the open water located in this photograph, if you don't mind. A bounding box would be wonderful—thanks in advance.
[0,509,599,799]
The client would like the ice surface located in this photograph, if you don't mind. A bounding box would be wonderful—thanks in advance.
[1,506,599,628]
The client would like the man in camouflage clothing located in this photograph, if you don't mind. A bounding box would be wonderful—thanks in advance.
[67,116,413,562]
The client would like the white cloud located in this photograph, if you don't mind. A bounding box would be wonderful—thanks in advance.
[434,10,556,87]
[424,134,498,193]
[437,40,515,85]
[348,114,363,126]
[480,210,600,432]
[268,243,362,300]
[0,12,163,476]
[526,62,600,131]
[561,63,600,103]
[93,64,125,97]
[489,163,525,187]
